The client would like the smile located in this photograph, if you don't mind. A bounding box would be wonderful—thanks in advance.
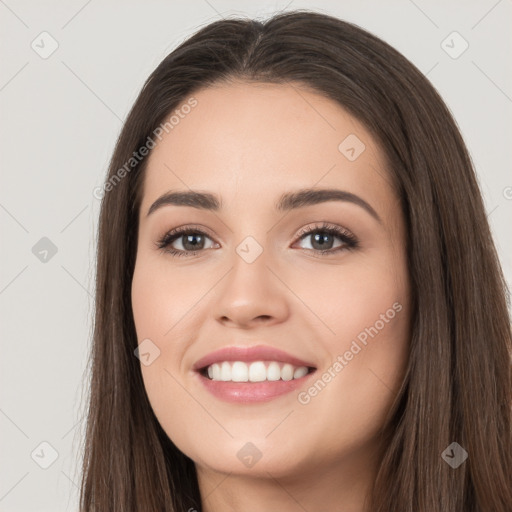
[192,344,318,403]
[201,360,313,382]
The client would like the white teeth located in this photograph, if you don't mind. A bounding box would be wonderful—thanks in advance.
[231,361,248,382]
[281,363,294,381]
[249,361,267,382]
[220,361,231,381]
[293,366,308,379]
[204,361,311,382]
[267,361,281,381]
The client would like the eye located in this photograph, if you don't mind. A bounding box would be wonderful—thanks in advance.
[293,222,358,256]
[155,225,218,258]
[156,222,358,258]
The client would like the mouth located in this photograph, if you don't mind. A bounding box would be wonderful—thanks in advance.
[192,344,318,403]
[194,360,317,403]
[197,360,317,382]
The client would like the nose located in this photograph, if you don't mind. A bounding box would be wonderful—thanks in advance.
[213,249,290,329]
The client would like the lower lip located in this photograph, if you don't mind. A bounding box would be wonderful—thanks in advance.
[194,370,316,403]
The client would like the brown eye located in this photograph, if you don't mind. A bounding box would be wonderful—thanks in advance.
[156,227,217,257]
[294,222,358,255]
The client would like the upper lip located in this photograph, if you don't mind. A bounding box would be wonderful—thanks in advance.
[192,345,317,371]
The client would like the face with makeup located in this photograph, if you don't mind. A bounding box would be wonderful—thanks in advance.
[131,81,411,506]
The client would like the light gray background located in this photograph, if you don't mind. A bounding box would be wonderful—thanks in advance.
[0,1,510,510]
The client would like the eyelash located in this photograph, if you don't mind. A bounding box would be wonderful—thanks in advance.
[155,222,359,258]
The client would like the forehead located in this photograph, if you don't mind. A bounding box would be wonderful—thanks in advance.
[140,81,393,216]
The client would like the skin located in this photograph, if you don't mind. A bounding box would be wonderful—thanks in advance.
[131,81,411,512]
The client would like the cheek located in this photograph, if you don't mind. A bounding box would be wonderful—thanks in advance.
[131,256,208,423]
[294,291,409,464]
[289,250,408,346]
[290,250,410,417]
[131,262,198,448]
[131,254,210,340]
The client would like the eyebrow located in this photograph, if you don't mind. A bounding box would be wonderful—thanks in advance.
[146,187,381,223]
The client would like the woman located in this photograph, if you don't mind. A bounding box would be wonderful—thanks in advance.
[80,10,512,511]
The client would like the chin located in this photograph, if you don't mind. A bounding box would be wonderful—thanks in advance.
[183,437,313,478]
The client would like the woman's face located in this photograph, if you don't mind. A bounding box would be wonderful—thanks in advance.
[131,81,410,483]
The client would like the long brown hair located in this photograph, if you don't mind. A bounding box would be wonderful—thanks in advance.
[79,10,512,511]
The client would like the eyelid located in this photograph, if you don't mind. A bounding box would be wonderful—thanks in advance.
[294,221,354,240]
[159,223,217,241]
